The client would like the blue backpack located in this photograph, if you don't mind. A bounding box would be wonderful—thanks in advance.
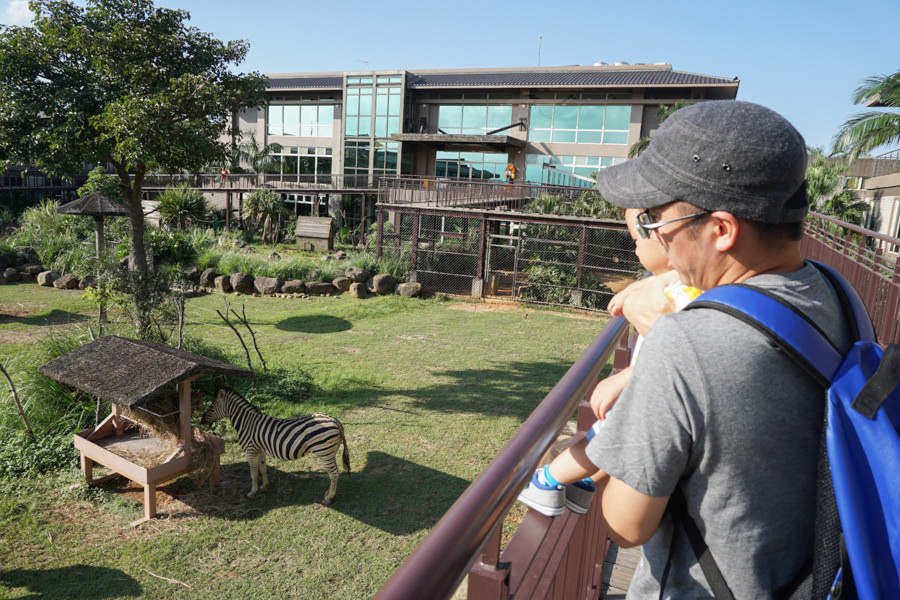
[677,261,900,600]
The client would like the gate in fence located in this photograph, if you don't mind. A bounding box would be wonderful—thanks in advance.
[376,204,643,311]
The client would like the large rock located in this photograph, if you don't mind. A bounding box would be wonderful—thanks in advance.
[183,265,201,283]
[53,273,80,289]
[230,272,254,294]
[214,275,233,293]
[366,274,396,295]
[332,276,351,292]
[345,267,368,283]
[349,282,368,298]
[23,264,45,276]
[282,280,307,294]
[200,267,218,287]
[253,276,283,295]
[306,281,336,296]
[396,282,423,298]
[2,267,21,282]
[37,271,60,286]
[0,252,15,269]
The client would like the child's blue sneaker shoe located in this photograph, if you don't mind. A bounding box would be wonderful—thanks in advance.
[518,469,565,517]
[565,479,595,515]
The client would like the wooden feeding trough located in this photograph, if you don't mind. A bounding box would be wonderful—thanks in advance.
[39,335,250,525]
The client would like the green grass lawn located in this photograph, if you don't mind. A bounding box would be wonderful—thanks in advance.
[0,282,607,599]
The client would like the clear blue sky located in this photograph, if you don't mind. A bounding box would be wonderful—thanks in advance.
[3,0,899,154]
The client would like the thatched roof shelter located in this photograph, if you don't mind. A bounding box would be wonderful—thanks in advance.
[39,335,250,408]
[56,191,128,217]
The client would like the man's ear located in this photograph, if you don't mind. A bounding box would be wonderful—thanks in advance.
[709,211,740,252]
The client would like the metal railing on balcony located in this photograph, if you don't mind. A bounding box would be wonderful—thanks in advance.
[377,176,589,211]
[373,212,900,600]
[140,172,385,192]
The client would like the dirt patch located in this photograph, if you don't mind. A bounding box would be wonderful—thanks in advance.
[447,299,605,321]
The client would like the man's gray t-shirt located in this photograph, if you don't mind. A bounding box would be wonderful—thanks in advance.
[585,263,852,599]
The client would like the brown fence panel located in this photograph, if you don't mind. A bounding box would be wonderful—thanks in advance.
[801,214,900,344]
[376,204,642,312]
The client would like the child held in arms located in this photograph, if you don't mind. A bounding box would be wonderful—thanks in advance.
[518,208,701,516]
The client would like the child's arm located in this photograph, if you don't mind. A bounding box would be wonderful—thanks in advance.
[618,275,680,336]
[589,366,634,420]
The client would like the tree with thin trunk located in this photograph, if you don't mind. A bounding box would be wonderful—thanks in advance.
[0,0,266,337]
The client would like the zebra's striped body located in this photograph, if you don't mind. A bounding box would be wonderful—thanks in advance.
[201,387,350,503]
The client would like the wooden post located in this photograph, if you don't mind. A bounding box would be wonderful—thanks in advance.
[178,380,192,465]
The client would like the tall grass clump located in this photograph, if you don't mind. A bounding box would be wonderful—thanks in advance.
[6,200,129,275]
[377,249,411,281]
[216,252,268,277]
[347,249,378,273]
[304,260,345,282]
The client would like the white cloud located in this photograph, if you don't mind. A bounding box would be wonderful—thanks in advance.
[2,0,33,26]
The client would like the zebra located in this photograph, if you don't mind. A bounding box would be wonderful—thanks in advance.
[200,387,350,504]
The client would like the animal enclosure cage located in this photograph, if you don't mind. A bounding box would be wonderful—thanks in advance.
[39,336,250,525]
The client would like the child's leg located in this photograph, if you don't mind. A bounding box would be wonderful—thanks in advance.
[545,438,603,486]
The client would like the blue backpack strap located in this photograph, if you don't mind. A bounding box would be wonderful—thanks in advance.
[686,284,843,387]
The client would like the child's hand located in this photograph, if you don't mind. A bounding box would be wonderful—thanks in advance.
[589,367,633,420]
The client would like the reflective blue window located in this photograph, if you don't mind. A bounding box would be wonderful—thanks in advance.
[438,105,512,135]
[528,104,631,145]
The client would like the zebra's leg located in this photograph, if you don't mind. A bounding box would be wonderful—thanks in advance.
[259,454,269,492]
[246,449,260,498]
[316,453,340,505]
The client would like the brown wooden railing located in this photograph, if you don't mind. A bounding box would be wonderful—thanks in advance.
[373,212,900,600]
[802,213,900,344]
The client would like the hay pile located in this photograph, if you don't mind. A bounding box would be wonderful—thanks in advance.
[113,390,217,479]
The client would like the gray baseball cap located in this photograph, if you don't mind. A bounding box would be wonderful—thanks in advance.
[595,100,809,223]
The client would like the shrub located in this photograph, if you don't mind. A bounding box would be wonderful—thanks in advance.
[518,260,576,305]
[156,184,210,231]
[146,227,197,266]
[0,431,80,477]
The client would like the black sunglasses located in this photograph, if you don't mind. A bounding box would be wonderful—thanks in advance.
[636,209,711,239]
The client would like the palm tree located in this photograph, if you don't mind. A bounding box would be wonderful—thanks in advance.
[628,101,688,158]
[832,71,900,159]
[246,187,290,245]
[156,184,210,231]
[806,148,869,233]
[237,130,283,179]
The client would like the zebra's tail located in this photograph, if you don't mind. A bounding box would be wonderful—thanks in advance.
[337,418,351,478]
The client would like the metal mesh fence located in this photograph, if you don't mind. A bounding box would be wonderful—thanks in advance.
[377,206,644,312]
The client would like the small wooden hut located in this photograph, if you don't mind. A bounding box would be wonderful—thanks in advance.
[296,216,334,252]
[39,336,250,525]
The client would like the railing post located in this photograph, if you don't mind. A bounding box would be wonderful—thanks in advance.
[467,525,510,600]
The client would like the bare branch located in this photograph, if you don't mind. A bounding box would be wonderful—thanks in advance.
[231,304,267,372]
[216,300,255,386]
[0,359,36,442]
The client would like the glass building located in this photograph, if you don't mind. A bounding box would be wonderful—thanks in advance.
[233,64,739,230]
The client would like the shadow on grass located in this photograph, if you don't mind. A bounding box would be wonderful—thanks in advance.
[0,308,91,327]
[136,451,467,536]
[0,564,141,598]
[304,358,597,422]
[275,314,351,333]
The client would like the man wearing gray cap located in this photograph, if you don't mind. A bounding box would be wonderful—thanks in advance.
[581,101,853,597]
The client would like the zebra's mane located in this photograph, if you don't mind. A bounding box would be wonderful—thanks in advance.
[222,387,263,414]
